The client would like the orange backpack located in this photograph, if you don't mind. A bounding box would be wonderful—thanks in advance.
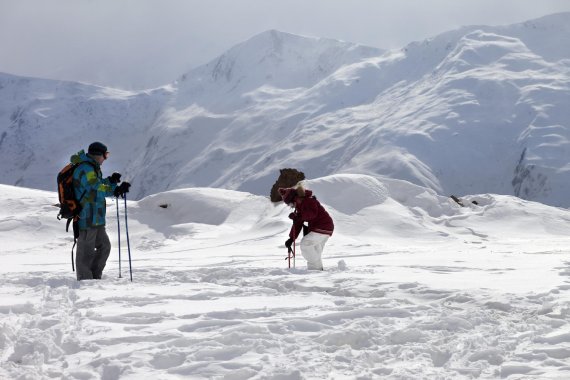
[56,161,95,271]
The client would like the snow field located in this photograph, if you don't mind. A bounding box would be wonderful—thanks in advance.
[1,175,570,379]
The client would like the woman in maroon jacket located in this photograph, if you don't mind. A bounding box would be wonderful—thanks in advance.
[279,185,334,270]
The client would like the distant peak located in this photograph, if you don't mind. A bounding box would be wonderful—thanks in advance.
[255,29,302,39]
[239,29,374,53]
[519,11,570,26]
[240,29,326,51]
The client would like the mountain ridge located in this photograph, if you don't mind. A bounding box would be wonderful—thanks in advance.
[0,13,569,206]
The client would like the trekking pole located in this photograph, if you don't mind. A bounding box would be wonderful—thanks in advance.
[292,224,296,269]
[287,224,296,269]
[293,237,296,269]
[116,197,122,278]
[123,194,133,282]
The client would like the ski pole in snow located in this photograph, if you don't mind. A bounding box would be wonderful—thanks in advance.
[287,224,296,269]
[293,236,296,269]
[116,197,122,278]
[292,213,296,268]
[123,194,133,282]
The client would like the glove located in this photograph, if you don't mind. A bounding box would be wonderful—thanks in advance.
[108,172,122,184]
[285,238,293,253]
[114,181,131,198]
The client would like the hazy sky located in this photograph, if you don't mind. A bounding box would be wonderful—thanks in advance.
[1,0,569,90]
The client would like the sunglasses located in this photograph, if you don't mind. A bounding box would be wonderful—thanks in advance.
[103,151,110,160]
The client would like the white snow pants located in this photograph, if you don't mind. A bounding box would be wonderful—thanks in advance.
[300,232,329,270]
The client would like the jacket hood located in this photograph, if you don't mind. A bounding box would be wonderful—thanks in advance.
[70,149,99,167]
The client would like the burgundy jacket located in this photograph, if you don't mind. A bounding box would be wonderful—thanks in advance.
[289,190,334,239]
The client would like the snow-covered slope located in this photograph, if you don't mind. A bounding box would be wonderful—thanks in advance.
[0,72,171,189]
[174,30,384,111]
[1,14,569,207]
[2,175,570,378]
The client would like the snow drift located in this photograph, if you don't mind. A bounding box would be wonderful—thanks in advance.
[2,175,570,378]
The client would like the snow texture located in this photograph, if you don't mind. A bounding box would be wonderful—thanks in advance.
[1,174,570,379]
[1,12,570,380]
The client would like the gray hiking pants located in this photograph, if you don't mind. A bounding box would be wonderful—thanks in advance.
[76,226,111,281]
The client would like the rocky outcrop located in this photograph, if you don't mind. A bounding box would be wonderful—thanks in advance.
[512,148,549,199]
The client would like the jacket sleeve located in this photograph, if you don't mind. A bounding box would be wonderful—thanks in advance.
[77,164,117,206]
[98,176,117,197]
[289,199,318,239]
[289,218,304,240]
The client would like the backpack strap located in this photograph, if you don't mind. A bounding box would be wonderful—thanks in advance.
[69,220,80,272]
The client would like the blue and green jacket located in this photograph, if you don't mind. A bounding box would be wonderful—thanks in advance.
[71,150,117,230]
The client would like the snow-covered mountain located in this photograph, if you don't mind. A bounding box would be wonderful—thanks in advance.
[0,73,171,189]
[0,14,569,206]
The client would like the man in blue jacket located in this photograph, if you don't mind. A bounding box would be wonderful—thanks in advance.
[71,142,130,280]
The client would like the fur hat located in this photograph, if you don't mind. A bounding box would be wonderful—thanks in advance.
[279,184,308,204]
[295,183,306,197]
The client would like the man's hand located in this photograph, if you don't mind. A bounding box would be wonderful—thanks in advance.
[108,172,122,184]
[114,182,131,198]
